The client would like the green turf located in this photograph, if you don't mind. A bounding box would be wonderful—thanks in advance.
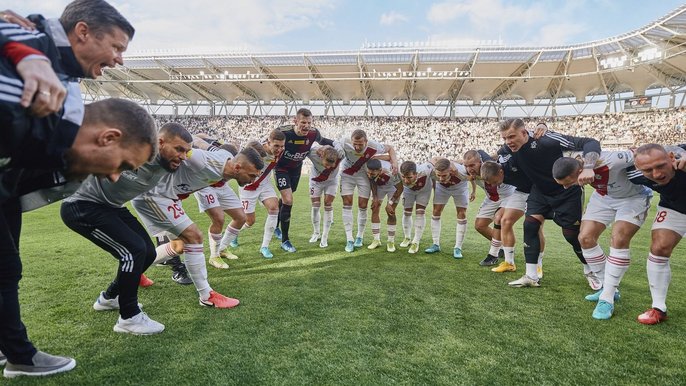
[11,185,686,385]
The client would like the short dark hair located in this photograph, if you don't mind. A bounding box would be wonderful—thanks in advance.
[400,161,416,175]
[60,0,135,39]
[480,161,502,180]
[245,140,267,158]
[635,143,666,157]
[366,158,382,170]
[220,143,238,156]
[351,129,367,140]
[239,146,265,171]
[499,118,526,132]
[463,150,481,162]
[296,108,312,118]
[159,122,192,143]
[552,157,582,180]
[83,98,157,160]
[269,129,286,142]
[434,158,451,172]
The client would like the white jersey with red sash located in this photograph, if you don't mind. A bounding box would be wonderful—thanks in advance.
[309,145,341,182]
[243,150,280,191]
[339,137,386,176]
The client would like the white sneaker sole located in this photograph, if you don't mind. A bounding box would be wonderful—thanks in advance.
[3,359,76,378]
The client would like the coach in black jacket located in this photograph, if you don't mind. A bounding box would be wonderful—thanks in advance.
[0,0,150,378]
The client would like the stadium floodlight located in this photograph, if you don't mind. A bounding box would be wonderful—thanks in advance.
[637,47,661,62]
[599,55,627,69]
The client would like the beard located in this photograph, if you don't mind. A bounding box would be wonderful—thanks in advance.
[159,156,179,173]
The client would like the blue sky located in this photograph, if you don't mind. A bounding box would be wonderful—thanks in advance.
[7,0,686,54]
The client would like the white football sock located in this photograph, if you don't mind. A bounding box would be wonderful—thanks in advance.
[647,253,671,312]
[184,244,211,300]
[311,205,321,235]
[503,246,515,264]
[261,214,278,248]
[342,206,354,242]
[431,216,441,245]
[455,218,467,249]
[356,208,367,239]
[402,211,413,240]
[412,210,426,244]
[582,244,606,285]
[601,248,630,304]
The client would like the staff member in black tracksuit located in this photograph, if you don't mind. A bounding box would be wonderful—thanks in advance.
[499,118,601,289]
[0,0,145,378]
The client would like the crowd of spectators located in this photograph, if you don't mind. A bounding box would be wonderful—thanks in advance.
[155,108,686,162]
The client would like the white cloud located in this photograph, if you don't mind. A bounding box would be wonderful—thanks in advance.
[424,0,588,46]
[3,0,338,53]
[380,11,408,26]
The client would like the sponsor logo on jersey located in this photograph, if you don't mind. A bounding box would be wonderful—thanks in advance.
[294,140,305,144]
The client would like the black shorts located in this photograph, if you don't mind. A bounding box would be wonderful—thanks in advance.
[525,184,583,229]
[274,166,302,192]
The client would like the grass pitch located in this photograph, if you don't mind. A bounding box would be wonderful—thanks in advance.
[12,186,686,385]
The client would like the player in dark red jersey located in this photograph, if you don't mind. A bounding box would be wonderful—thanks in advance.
[273,108,333,253]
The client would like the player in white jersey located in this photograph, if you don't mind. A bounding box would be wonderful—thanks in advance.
[366,159,403,252]
[336,129,398,252]
[188,141,245,268]
[60,122,191,335]
[308,144,343,248]
[463,150,516,266]
[553,150,653,320]
[399,161,434,254]
[238,131,286,259]
[425,157,474,258]
[480,160,546,276]
[132,147,263,309]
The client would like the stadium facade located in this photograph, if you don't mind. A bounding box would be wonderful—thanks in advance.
[84,5,686,118]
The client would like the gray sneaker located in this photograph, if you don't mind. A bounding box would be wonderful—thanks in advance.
[3,351,76,378]
[0,350,6,366]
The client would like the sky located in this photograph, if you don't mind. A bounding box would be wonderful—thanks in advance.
[6,0,686,55]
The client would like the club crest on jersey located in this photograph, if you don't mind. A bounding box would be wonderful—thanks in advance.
[595,175,602,180]
[531,142,537,149]
[176,183,192,192]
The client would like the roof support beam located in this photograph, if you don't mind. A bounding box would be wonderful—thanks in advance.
[489,51,542,101]
[251,57,296,100]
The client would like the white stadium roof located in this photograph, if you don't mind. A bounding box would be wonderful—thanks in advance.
[84,5,686,116]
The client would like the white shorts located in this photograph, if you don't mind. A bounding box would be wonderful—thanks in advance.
[501,190,528,212]
[195,184,241,212]
[340,171,371,199]
[310,177,338,198]
[582,191,652,227]
[131,194,194,238]
[239,181,278,214]
[375,185,397,202]
[403,185,432,209]
[651,206,686,236]
[476,196,508,219]
[433,183,469,208]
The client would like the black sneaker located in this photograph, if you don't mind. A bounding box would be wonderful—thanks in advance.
[171,267,193,285]
[3,351,76,378]
[479,254,499,266]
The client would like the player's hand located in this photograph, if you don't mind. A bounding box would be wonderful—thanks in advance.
[1,10,35,30]
[577,169,595,186]
[532,123,548,139]
[673,157,686,171]
[16,58,67,117]
[391,163,398,175]
[469,192,476,202]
